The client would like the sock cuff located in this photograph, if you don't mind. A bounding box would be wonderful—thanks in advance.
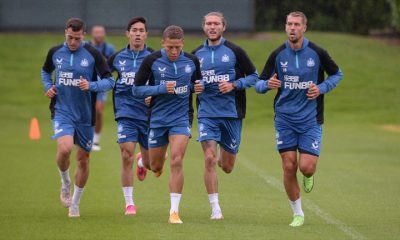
[170,193,182,197]
[74,184,84,193]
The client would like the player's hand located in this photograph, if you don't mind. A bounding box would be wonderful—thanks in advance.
[194,80,204,94]
[219,81,235,94]
[145,96,152,106]
[165,81,176,94]
[45,85,57,98]
[268,74,281,89]
[79,76,90,91]
[307,83,320,100]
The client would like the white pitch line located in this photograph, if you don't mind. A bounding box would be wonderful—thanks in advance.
[238,156,366,240]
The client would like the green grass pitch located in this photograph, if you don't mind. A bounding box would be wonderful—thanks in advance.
[0,32,399,239]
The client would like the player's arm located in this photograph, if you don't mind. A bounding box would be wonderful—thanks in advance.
[190,56,204,94]
[41,47,57,98]
[107,52,118,74]
[83,46,114,92]
[232,46,258,90]
[188,56,204,126]
[256,52,280,94]
[317,49,343,94]
[132,55,170,97]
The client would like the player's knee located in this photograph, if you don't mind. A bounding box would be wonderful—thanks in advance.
[150,162,163,173]
[204,154,217,170]
[170,156,183,170]
[121,148,133,164]
[221,165,233,174]
[77,155,90,170]
[57,143,72,158]
[282,160,298,173]
[300,163,316,177]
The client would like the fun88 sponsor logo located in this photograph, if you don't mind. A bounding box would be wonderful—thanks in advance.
[202,70,230,84]
[120,72,135,85]
[174,85,188,94]
[283,75,312,90]
[58,71,81,86]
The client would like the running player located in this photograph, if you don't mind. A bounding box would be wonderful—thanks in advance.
[107,17,153,215]
[133,25,203,224]
[255,11,343,227]
[88,25,115,151]
[40,18,114,217]
[192,12,258,220]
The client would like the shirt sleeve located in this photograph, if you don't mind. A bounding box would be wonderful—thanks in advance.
[132,54,167,97]
[41,47,57,92]
[317,49,343,94]
[256,48,280,94]
[88,46,114,92]
[232,45,258,90]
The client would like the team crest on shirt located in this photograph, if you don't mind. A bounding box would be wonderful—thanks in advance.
[221,54,230,62]
[307,58,315,67]
[185,64,192,73]
[280,61,288,72]
[56,58,63,68]
[119,60,126,66]
[158,67,166,77]
[80,58,89,67]
[199,58,204,67]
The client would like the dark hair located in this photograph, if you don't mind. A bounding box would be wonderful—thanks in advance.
[162,25,184,40]
[127,16,147,31]
[65,18,86,32]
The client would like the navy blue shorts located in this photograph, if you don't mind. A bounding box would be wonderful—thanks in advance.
[274,120,322,157]
[116,118,149,149]
[148,124,191,148]
[197,118,242,154]
[52,116,94,152]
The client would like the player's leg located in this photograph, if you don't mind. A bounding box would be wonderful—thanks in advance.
[93,93,106,151]
[218,118,242,174]
[275,120,304,226]
[68,125,93,218]
[69,145,90,217]
[168,134,189,224]
[119,141,137,215]
[198,119,224,219]
[201,140,224,220]
[148,128,169,177]
[56,135,74,208]
[280,150,305,227]
[298,124,322,193]
[136,120,150,180]
[137,145,150,180]
[53,119,75,208]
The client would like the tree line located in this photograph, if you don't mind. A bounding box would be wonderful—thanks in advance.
[255,0,400,35]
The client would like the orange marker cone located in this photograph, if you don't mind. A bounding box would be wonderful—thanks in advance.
[29,117,41,140]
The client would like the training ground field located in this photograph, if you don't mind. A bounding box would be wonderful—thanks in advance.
[0,32,399,240]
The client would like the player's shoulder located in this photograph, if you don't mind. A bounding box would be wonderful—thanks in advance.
[307,41,328,56]
[191,44,204,55]
[142,50,162,65]
[83,42,101,56]
[47,43,64,55]
[269,43,287,60]
[146,46,155,53]
[183,52,199,62]
[109,48,125,64]
[222,39,250,58]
